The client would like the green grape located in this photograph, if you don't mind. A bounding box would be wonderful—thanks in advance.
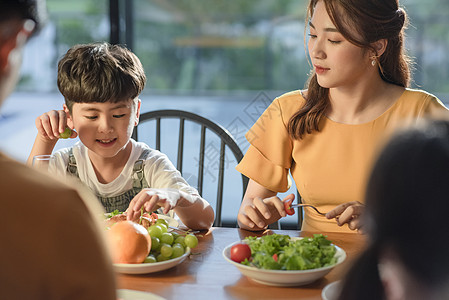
[147,225,163,239]
[155,218,168,227]
[174,236,186,247]
[160,244,173,258]
[171,243,185,258]
[156,253,170,262]
[150,236,160,251]
[160,232,174,245]
[59,127,72,139]
[158,223,168,233]
[184,234,198,249]
[143,255,157,263]
[171,232,180,241]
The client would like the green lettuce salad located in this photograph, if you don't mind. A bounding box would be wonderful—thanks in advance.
[241,234,337,271]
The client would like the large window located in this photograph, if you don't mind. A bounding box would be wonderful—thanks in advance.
[403,0,449,92]
[16,0,449,96]
[133,0,308,93]
[19,0,109,92]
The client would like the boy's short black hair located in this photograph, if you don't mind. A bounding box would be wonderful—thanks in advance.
[57,42,146,111]
[0,0,47,34]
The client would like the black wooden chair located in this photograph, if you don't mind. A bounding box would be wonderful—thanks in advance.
[132,109,248,227]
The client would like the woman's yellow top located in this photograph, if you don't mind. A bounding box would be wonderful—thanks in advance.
[236,89,448,233]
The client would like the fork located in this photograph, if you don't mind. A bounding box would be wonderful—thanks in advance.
[169,226,200,234]
[289,204,327,216]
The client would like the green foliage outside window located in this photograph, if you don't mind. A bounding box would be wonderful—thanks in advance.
[17,0,449,96]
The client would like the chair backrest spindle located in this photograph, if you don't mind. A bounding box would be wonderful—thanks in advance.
[197,125,206,195]
[155,118,161,150]
[177,118,185,173]
[132,109,249,227]
[214,140,226,227]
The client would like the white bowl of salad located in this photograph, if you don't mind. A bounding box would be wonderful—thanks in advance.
[222,234,346,286]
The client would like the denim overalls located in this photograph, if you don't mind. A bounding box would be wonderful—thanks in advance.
[67,149,150,213]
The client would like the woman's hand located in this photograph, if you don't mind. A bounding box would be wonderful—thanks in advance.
[238,194,294,230]
[326,201,365,231]
[237,179,293,231]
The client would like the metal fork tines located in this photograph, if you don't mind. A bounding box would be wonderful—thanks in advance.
[290,204,327,216]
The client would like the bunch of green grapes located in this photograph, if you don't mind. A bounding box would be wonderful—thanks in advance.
[144,218,199,263]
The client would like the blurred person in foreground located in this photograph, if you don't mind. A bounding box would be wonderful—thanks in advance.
[0,1,116,299]
[337,119,449,300]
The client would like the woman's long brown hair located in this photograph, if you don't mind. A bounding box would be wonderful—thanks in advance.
[288,0,411,139]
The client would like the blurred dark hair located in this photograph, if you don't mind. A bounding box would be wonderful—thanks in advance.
[338,119,449,299]
[0,0,48,34]
[57,42,147,111]
[288,0,411,139]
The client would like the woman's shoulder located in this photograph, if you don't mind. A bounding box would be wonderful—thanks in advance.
[276,90,306,105]
[389,88,449,119]
[273,90,307,119]
[401,88,440,103]
[398,88,447,110]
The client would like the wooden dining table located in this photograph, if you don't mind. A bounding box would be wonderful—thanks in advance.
[117,227,366,300]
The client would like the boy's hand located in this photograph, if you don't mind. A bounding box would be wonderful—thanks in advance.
[35,110,77,141]
[126,188,193,221]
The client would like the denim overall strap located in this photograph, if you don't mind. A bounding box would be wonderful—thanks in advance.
[98,149,151,212]
[99,189,140,213]
[65,148,151,212]
[67,148,79,177]
[132,148,150,190]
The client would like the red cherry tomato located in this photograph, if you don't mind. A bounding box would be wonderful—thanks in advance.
[230,243,252,263]
[272,253,278,262]
[284,199,295,215]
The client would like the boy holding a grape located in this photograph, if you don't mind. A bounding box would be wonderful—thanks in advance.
[27,42,214,230]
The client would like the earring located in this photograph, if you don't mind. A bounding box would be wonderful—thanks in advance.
[370,55,378,67]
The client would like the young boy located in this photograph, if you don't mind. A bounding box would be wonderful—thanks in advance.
[28,42,214,230]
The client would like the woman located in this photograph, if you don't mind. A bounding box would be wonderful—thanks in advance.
[337,119,449,300]
[236,0,448,232]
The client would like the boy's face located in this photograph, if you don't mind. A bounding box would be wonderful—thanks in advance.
[64,98,140,159]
